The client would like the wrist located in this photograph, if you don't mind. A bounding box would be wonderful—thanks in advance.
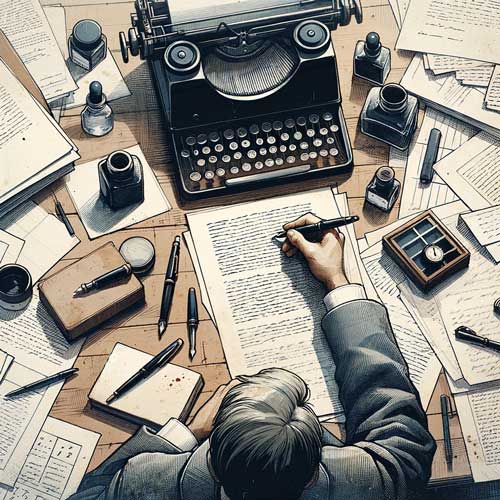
[324,273,349,292]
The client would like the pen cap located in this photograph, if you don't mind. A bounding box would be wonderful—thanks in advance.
[188,287,198,321]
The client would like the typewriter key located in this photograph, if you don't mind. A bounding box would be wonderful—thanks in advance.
[309,114,320,124]
[233,152,243,160]
[189,171,202,182]
[215,144,224,153]
[209,131,220,142]
[293,131,303,141]
[256,137,264,146]
[197,134,207,145]
[247,150,257,159]
[329,148,339,156]
[286,156,296,164]
[322,112,333,122]
[197,158,206,167]
[259,147,268,156]
[209,155,217,164]
[202,146,210,155]
[265,158,275,167]
[300,153,310,161]
[241,139,251,148]
[181,150,190,158]
[280,145,287,153]
[222,155,231,163]
[313,138,322,147]
[216,168,226,177]
[276,158,284,166]
[223,129,235,140]
[205,171,215,180]
[229,142,238,151]
[306,129,315,138]
[326,137,335,145]
[186,136,196,147]
[309,151,318,159]
[267,136,276,145]
[281,132,290,142]
[262,122,272,133]
[284,118,295,129]
[242,163,252,172]
[237,127,247,138]
[289,144,297,152]
[319,149,328,157]
[330,124,339,133]
[230,166,239,174]
[273,121,283,131]
[269,146,278,154]
[297,116,307,127]
[320,128,328,136]
[255,161,264,169]
[193,149,200,156]
[300,142,309,150]
[249,124,260,135]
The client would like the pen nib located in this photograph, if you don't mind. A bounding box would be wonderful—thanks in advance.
[189,348,196,361]
[73,286,83,297]
[158,321,167,339]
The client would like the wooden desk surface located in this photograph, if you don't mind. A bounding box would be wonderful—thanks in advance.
[33,0,472,488]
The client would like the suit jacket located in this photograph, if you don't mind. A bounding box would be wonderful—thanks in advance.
[70,299,436,500]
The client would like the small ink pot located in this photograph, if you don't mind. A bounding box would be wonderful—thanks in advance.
[354,32,391,85]
[98,150,144,210]
[69,19,107,71]
[365,166,400,212]
[0,264,32,311]
[360,83,418,150]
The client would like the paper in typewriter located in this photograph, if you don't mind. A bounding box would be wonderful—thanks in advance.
[187,189,363,420]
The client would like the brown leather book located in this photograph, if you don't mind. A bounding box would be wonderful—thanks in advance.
[38,242,145,341]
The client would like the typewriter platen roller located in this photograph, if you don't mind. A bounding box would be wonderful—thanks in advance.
[120,0,363,199]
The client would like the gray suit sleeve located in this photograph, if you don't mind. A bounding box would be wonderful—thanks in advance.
[322,299,436,499]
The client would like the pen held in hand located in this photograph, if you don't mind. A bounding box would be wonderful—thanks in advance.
[274,215,359,241]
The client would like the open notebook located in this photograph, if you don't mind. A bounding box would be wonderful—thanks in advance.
[89,343,204,430]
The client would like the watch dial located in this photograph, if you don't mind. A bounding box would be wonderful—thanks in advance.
[424,244,444,264]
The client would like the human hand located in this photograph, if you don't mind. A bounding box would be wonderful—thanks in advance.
[187,379,240,442]
[281,213,348,292]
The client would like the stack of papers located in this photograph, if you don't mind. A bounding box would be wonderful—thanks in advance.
[0,57,79,217]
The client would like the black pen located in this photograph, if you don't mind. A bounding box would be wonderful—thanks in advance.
[187,288,199,361]
[274,215,359,241]
[106,338,183,404]
[5,368,78,397]
[73,263,133,296]
[455,326,500,353]
[55,200,75,236]
[158,236,181,339]
[440,394,453,470]
[420,128,441,185]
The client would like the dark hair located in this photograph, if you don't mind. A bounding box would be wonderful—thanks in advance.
[210,368,322,500]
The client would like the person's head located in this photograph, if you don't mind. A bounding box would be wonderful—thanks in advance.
[209,368,322,500]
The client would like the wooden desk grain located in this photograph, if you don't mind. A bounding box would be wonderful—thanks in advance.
[36,0,472,486]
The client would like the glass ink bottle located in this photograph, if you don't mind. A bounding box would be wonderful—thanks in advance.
[68,19,107,71]
[353,32,391,85]
[365,166,400,212]
[98,150,144,209]
[81,81,114,137]
[360,83,418,150]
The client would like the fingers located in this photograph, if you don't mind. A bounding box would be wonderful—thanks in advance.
[283,212,320,231]
[286,229,316,257]
[321,229,345,247]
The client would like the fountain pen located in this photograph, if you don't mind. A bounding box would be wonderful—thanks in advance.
[274,215,359,241]
[187,288,199,360]
[158,236,181,339]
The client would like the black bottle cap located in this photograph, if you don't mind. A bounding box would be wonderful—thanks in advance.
[88,81,104,104]
[0,264,32,310]
[72,19,103,51]
[375,166,395,186]
[365,32,381,56]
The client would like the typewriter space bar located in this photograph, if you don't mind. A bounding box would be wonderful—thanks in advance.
[226,164,311,187]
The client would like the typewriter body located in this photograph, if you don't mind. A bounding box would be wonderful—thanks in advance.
[120,0,363,199]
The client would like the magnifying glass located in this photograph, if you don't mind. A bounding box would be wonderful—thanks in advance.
[119,236,156,276]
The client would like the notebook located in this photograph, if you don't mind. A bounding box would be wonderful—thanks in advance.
[89,343,204,429]
[38,242,145,341]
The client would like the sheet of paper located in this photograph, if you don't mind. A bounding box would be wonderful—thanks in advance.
[0,229,23,267]
[397,0,500,65]
[456,65,495,88]
[0,289,83,486]
[395,108,477,218]
[486,65,500,112]
[388,0,401,29]
[0,0,76,101]
[455,386,500,482]
[0,59,74,197]
[66,145,171,239]
[64,51,131,109]
[460,205,500,246]
[427,55,486,75]
[0,417,99,499]
[187,189,351,420]
[400,55,500,137]
[0,201,79,284]
[434,131,500,210]
[0,350,14,384]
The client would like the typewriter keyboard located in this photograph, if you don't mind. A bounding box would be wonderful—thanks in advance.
[173,105,353,197]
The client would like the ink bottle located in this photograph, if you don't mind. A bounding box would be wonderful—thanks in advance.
[353,32,391,85]
[68,19,107,71]
[360,83,418,150]
[98,150,144,210]
[365,166,400,212]
[81,81,114,137]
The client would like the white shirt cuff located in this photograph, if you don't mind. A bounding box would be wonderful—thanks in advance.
[156,418,198,451]
[323,284,367,312]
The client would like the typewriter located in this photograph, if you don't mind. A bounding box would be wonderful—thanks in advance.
[120,0,363,199]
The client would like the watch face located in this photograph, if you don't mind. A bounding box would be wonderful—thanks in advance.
[424,244,444,264]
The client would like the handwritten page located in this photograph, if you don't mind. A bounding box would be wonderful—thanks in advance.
[427,55,487,76]
[0,417,99,499]
[0,201,79,284]
[394,108,477,218]
[456,64,495,88]
[187,189,354,420]
[486,65,500,112]
[460,205,500,246]
[455,386,500,482]
[66,145,171,239]
[397,0,500,65]
[434,131,500,210]
[400,55,500,137]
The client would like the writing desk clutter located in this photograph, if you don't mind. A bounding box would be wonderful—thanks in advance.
[19,0,470,493]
